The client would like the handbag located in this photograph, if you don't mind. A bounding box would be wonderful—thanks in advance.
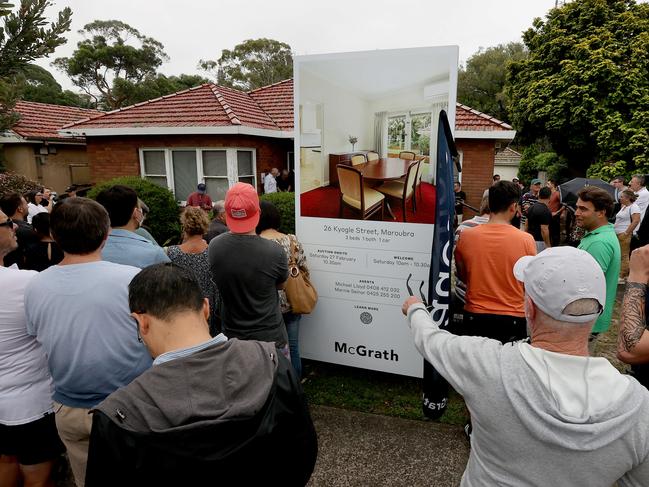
[284,235,318,314]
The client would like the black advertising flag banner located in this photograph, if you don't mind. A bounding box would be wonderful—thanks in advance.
[422,110,458,419]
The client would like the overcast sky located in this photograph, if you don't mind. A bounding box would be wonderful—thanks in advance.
[35,0,557,91]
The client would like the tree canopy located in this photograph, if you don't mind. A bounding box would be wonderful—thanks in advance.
[21,64,92,107]
[0,0,72,132]
[457,42,526,123]
[199,38,292,91]
[112,73,209,107]
[507,0,649,178]
[53,20,169,109]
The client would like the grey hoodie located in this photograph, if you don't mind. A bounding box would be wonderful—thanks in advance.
[408,303,649,486]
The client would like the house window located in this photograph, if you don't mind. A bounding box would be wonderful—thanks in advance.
[139,148,257,202]
[387,111,432,157]
[141,150,168,188]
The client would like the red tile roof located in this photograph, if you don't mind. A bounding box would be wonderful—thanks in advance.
[61,80,512,136]
[455,103,513,131]
[249,79,294,131]
[11,101,102,142]
[65,81,294,132]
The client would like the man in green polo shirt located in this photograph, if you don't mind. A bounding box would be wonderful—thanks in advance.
[576,186,621,345]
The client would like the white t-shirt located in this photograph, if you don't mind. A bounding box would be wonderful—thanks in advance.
[27,202,47,224]
[0,266,54,425]
[264,173,277,194]
[634,187,649,235]
[614,203,641,234]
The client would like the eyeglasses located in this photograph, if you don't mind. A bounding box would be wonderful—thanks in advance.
[0,218,14,229]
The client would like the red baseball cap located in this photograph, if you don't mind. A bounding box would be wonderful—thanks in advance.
[224,182,260,233]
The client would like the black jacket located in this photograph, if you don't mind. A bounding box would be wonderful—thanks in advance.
[85,339,317,486]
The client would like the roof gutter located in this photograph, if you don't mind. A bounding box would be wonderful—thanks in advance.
[59,125,294,139]
[455,130,516,140]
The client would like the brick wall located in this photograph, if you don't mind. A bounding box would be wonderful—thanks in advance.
[456,139,496,211]
[86,134,293,192]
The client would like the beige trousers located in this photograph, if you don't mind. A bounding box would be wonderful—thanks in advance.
[54,401,92,487]
[617,233,631,279]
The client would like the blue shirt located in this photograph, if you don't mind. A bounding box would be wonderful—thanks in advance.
[102,229,169,268]
[153,334,228,366]
[25,261,152,408]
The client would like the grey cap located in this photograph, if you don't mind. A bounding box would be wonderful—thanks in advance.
[514,247,605,324]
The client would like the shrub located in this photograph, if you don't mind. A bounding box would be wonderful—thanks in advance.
[88,177,181,245]
[260,191,295,234]
[0,171,42,196]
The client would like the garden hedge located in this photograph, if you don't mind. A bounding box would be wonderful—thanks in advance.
[88,177,181,245]
[259,191,296,235]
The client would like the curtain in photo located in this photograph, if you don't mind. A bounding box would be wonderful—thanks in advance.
[427,98,449,184]
[373,111,387,157]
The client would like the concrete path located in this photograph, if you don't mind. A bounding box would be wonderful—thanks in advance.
[308,405,470,486]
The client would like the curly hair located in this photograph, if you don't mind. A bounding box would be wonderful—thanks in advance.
[181,206,209,236]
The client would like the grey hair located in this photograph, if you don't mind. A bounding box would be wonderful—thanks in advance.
[632,174,646,186]
[534,298,600,331]
[213,200,225,214]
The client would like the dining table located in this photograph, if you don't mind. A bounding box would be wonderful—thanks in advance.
[354,157,422,219]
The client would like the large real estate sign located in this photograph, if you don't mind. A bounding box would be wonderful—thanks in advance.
[294,47,459,377]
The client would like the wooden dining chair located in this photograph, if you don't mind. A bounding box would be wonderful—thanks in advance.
[350,154,367,166]
[398,151,416,161]
[413,157,427,212]
[337,164,385,220]
[366,151,380,162]
[376,160,420,222]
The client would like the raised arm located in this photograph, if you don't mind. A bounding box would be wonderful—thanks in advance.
[617,248,649,364]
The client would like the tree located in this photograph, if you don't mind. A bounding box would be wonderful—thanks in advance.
[0,0,72,132]
[199,38,292,91]
[111,73,208,107]
[20,64,92,107]
[507,0,649,177]
[457,42,526,122]
[54,20,168,109]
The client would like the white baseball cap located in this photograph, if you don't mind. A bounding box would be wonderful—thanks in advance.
[513,247,606,324]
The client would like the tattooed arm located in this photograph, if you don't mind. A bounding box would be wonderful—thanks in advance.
[617,248,649,364]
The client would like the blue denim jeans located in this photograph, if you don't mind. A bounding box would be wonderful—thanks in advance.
[283,312,302,378]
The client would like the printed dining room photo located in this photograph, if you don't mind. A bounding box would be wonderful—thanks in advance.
[296,47,457,224]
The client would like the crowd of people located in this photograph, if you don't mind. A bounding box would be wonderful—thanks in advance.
[442,177,649,484]
[0,181,315,487]
[2,172,649,486]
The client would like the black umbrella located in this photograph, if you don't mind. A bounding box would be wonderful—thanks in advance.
[559,177,615,208]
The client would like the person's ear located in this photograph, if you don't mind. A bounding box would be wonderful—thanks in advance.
[132,312,150,337]
[525,295,536,324]
[202,298,210,322]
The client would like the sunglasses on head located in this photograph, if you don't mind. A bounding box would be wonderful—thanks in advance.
[0,218,14,229]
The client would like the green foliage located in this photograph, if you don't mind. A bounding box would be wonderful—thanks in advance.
[259,191,295,234]
[0,171,41,194]
[517,144,569,184]
[0,0,72,131]
[200,38,292,91]
[508,0,649,176]
[457,42,526,122]
[54,20,168,110]
[111,73,208,107]
[586,159,629,181]
[88,176,180,245]
[20,64,92,107]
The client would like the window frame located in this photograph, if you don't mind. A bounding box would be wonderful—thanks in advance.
[139,147,257,202]
[386,109,433,156]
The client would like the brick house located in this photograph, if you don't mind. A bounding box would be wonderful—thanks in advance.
[61,80,293,202]
[455,103,517,210]
[59,81,515,206]
[0,101,102,192]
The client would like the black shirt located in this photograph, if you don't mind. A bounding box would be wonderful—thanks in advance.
[208,233,289,345]
[527,202,552,242]
[455,191,466,214]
